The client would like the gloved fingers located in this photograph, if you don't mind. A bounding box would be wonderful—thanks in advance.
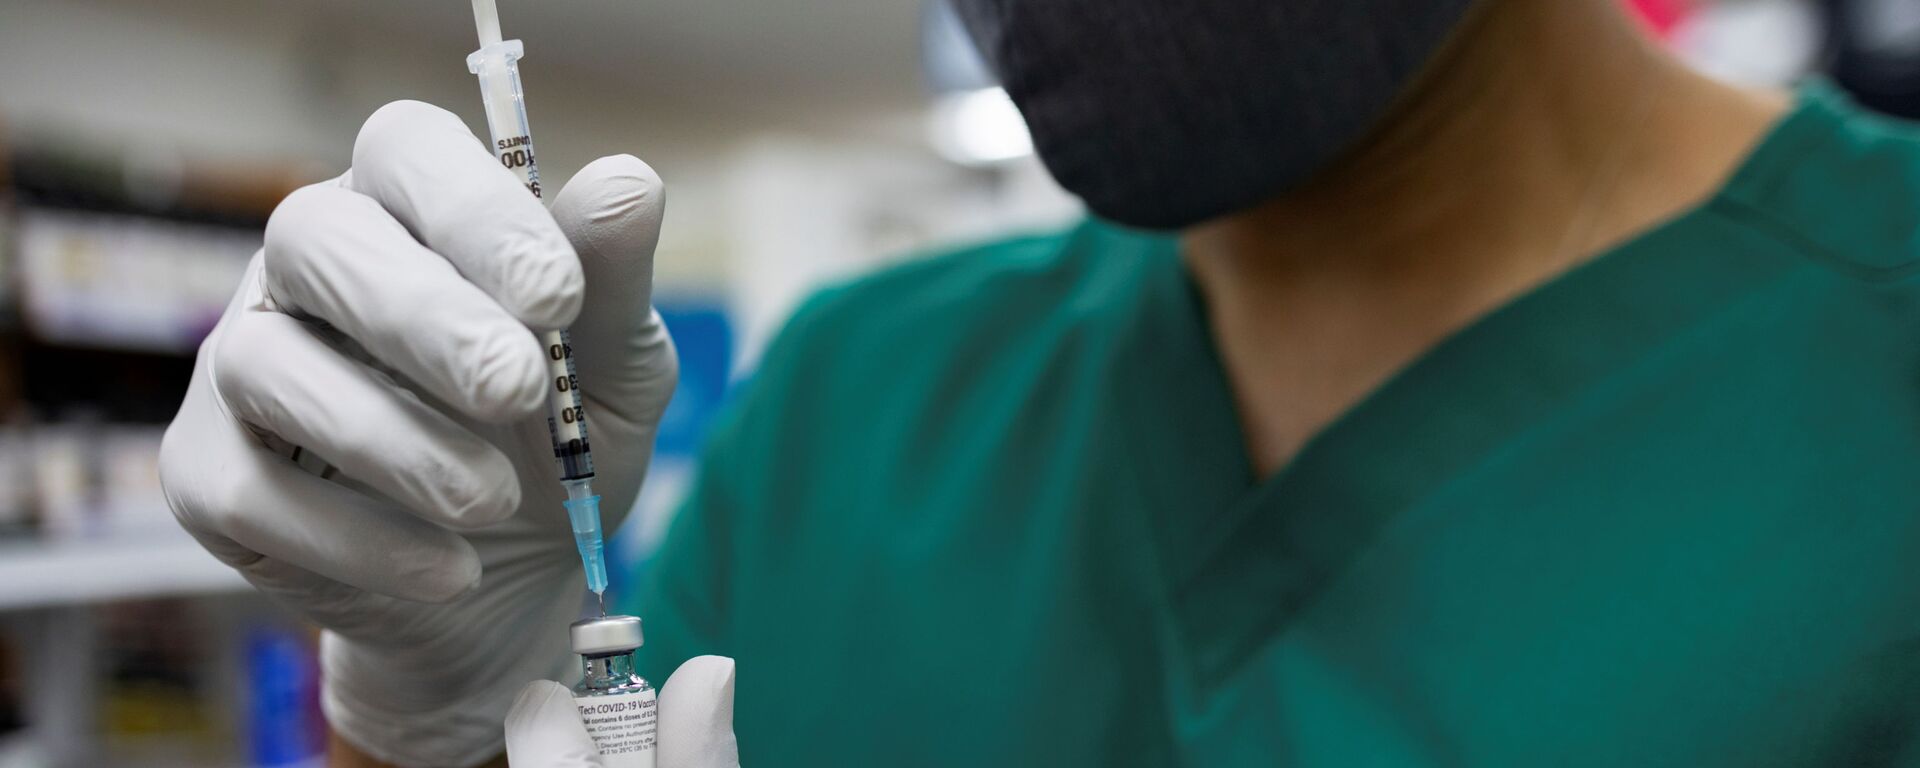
[177,526,435,649]
[262,181,548,422]
[349,100,584,330]
[659,656,740,768]
[213,452,481,603]
[550,154,664,321]
[219,549,414,637]
[213,310,521,531]
[160,372,482,603]
[505,680,605,768]
[549,154,678,429]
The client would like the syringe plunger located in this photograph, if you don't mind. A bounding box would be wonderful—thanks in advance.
[470,0,503,47]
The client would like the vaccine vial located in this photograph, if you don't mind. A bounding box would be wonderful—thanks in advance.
[570,615,658,768]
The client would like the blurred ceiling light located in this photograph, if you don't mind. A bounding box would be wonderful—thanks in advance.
[928,87,1033,166]
[921,0,1033,166]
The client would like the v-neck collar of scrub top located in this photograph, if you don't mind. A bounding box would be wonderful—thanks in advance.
[1106,80,1849,698]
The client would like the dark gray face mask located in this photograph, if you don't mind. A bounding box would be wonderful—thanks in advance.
[951,0,1480,230]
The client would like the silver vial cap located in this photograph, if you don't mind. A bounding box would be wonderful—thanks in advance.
[570,615,643,656]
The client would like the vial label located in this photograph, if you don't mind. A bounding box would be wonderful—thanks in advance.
[574,689,657,768]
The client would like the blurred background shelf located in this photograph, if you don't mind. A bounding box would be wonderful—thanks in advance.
[0,530,246,611]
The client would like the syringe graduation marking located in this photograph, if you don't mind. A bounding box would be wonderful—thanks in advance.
[546,334,593,480]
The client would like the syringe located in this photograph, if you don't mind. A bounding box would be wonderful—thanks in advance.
[466,0,609,610]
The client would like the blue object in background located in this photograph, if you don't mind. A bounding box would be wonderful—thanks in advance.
[244,626,323,767]
[605,298,734,600]
[652,300,735,460]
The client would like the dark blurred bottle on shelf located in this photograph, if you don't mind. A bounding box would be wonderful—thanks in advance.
[0,411,32,538]
[98,600,228,765]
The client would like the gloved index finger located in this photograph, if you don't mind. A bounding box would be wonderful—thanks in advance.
[350,100,584,331]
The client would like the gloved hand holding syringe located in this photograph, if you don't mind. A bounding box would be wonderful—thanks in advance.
[468,0,610,608]
[156,0,732,758]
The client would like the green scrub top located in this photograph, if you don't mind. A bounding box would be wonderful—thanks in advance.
[632,82,1920,766]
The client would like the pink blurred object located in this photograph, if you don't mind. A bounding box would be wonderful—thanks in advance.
[1626,0,1692,37]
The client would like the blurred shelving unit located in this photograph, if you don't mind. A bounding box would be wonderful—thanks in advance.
[0,532,246,612]
[0,135,326,768]
[0,142,277,607]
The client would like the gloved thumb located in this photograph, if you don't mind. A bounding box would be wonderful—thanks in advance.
[505,680,604,768]
[659,656,740,768]
[548,155,676,428]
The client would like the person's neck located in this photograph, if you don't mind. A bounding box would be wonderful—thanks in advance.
[1182,0,1788,478]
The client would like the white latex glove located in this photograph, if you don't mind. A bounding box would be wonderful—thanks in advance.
[159,100,676,767]
[505,656,740,768]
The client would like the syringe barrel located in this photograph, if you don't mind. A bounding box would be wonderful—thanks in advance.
[468,40,594,482]
[542,329,594,481]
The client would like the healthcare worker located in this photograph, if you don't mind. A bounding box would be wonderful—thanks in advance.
[161,0,1920,764]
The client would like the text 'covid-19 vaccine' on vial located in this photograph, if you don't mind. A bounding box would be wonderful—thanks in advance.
[571,615,658,768]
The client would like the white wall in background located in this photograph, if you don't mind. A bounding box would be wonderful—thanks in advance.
[723,136,1078,371]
